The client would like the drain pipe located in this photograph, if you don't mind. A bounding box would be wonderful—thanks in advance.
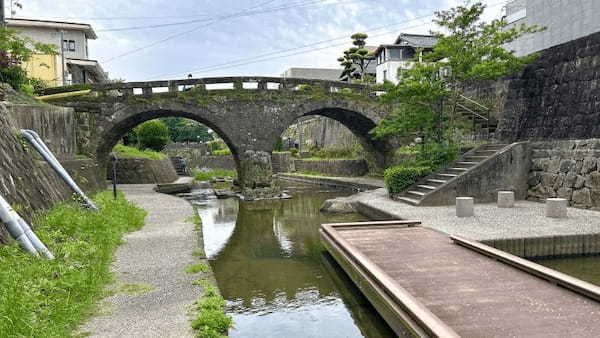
[0,194,38,256]
[21,130,99,211]
[17,217,55,259]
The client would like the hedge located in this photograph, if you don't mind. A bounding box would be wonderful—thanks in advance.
[384,166,432,194]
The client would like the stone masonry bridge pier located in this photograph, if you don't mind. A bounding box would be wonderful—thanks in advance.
[52,76,392,193]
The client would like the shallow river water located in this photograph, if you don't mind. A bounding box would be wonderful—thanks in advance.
[194,182,399,338]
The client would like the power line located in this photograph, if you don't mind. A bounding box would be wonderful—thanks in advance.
[97,0,357,32]
[101,0,279,64]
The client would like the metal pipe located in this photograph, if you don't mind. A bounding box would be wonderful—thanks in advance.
[21,130,99,211]
[17,218,54,260]
[0,194,38,256]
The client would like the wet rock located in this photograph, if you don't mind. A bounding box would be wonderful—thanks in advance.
[320,196,356,213]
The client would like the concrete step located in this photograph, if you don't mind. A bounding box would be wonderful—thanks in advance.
[464,155,488,161]
[397,196,420,206]
[407,190,426,197]
[447,167,469,172]
[437,173,459,178]
[417,185,437,190]
[427,179,447,184]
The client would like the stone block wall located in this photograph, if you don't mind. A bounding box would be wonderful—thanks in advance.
[294,159,368,177]
[528,139,600,209]
[5,103,78,159]
[163,144,237,171]
[108,157,179,184]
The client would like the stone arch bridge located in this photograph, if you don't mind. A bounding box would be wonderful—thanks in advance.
[53,76,392,191]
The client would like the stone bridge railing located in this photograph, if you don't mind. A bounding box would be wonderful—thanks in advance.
[90,76,378,97]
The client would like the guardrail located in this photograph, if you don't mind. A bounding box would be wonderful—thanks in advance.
[90,76,376,97]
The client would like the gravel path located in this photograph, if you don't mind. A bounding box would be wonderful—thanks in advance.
[81,184,200,338]
[354,188,600,241]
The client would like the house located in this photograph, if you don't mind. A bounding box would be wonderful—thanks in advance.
[6,18,108,87]
[504,0,600,56]
[373,33,438,84]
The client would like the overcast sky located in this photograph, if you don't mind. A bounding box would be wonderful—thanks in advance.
[11,0,505,81]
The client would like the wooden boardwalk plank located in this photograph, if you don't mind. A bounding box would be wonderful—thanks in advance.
[322,224,600,337]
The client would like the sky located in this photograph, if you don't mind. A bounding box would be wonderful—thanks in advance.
[10,0,506,81]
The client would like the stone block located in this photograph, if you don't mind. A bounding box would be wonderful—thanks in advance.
[554,235,585,256]
[556,187,573,200]
[572,188,592,206]
[456,197,474,217]
[585,172,600,189]
[559,159,576,173]
[564,172,577,187]
[497,191,515,208]
[545,198,568,218]
[575,175,586,188]
[581,157,598,173]
[583,233,600,255]
[541,173,558,187]
[547,157,561,173]
[524,236,554,258]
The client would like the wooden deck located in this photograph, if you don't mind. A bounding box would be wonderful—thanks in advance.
[320,221,600,337]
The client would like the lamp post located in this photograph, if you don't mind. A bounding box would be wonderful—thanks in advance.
[1,0,5,27]
[110,152,118,200]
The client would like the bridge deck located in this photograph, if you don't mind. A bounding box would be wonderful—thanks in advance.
[320,221,600,337]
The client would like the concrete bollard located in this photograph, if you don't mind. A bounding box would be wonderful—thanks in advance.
[456,197,474,217]
[497,191,515,208]
[546,198,568,218]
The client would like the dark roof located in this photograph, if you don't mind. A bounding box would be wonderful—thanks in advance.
[393,33,438,48]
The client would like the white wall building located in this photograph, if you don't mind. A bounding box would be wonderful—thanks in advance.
[7,18,108,86]
[373,33,437,84]
[504,0,600,56]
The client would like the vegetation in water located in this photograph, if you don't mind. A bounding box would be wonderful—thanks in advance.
[192,169,237,182]
[113,144,166,160]
[0,191,146,337]
[191,278,233,338]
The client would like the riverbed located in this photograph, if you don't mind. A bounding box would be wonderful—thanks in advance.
[193,182,400,338]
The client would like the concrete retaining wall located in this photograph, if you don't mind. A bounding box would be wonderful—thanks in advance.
[294,159,368,177]
[419,142,531,205]
[109,157,178,184]
[528,139,600,209]
[61,159,107,194]
[271,152,295,172]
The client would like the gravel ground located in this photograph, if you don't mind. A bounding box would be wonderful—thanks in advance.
[355,188,600,241]
[80,184,201,338]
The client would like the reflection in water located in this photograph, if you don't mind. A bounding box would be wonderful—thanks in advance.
[195,183,396,338]
[537,256,600,286]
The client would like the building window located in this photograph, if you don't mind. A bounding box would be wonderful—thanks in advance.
[63,40,76,52]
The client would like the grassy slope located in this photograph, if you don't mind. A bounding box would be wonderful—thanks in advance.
[0,191,146,337]
[113,144,166,160]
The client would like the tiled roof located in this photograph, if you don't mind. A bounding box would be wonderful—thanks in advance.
[394,33,438,48]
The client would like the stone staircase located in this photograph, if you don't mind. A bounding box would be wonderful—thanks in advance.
[169,156,188,176]
[397,143,510,206]
[454,94,498,139]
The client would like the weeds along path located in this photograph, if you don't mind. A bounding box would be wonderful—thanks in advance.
[81,184,204,337]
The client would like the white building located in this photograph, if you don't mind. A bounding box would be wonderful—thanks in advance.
[373,33,438,85]
[504,0,600,56]
[7,18,108,87]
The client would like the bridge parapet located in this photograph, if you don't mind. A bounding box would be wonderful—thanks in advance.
[91,76,378,97]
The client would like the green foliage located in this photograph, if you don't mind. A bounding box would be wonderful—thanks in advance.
[338,33,374,82]
[185,263,210,274]
[191,279,232,338]
[384,166,432,194]
[134,120,171,152]
[308,145,361,159]
[113,144,166,160]
[373,1,543,141]
[0,191,146,337]
[38,83,92,96]
[192,169,237,181]
[415,143,459,170]
[0,27,58,92]
[207,140,226,153]
[160,117,213,143]
[212,149,231,156]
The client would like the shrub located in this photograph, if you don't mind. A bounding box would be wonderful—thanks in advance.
[311,146,360,159]
[384,166,432,194]
[416,143,459,170]
[207,140,225,153]
[212,149,231,156]
[134,120,170,152]
[0,67,27,91]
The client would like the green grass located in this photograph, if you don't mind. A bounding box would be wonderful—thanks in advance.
[113,144,166,160]
[212,149,231,156]
[185,263,210,274]
[192,249,206,258]
[191,279,233,338]
[192,169,237,181]
[0,191,147,337]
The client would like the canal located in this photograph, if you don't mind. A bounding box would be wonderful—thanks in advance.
[193,181,400,338]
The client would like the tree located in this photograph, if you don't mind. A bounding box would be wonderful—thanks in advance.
[373,1,543,142]
[338,33,374,82]
[0,26,57,92]
[160,117,213,143]
[134,120,171,152]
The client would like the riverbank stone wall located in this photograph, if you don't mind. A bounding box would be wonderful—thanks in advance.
[528,139,600,209]
[108,157,179,184]
[294,159,369,177]
[163,144,237,171]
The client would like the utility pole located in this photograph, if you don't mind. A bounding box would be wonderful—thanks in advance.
[1,0,6,27]
[60,30,66,86]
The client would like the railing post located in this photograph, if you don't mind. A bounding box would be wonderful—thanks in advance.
[142,87,152,96]
[121,88,134,96]
[168,81,178,93]
[257,80,267,90]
